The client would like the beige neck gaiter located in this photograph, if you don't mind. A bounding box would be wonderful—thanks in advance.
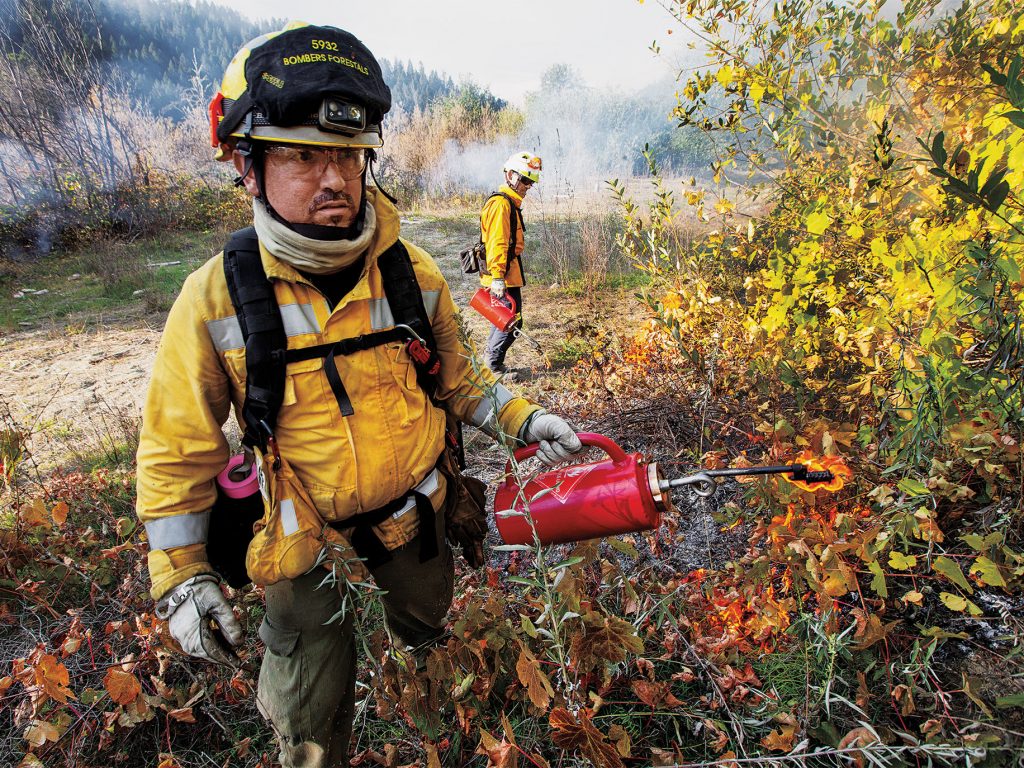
[252,199,377,275]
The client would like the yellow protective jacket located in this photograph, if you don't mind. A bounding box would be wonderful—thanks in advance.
[479,185,525,288]
[137,189,540,599]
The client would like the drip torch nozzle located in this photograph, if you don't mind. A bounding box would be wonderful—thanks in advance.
[658,464,836,499]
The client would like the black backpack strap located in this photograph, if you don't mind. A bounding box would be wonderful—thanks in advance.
[377,239,440,399]
[222,227,286,452]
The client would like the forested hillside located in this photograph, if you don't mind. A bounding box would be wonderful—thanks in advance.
[0,0,466,119]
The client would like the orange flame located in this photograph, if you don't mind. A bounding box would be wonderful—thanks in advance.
[789,450,852,492]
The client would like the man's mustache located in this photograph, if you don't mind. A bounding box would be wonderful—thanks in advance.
[309,191,355,213]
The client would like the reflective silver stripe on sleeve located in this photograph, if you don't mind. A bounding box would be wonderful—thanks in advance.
[392,468,441,520]
[470,383,516,431]
[369,298,394,331]
[280,303,321,337]
[421,290,440,320]
[144,510,211,550]
[207,316,244,353]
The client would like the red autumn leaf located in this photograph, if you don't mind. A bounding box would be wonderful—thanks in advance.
[550,707,625,768]
[104,668,141,705]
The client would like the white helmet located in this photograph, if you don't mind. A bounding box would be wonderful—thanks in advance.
[503,151,542,184]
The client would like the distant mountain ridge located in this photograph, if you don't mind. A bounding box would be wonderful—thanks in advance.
[0,0,469,118]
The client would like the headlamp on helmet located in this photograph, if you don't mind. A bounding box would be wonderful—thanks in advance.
[320,98,366,135]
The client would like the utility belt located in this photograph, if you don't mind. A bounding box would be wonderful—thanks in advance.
[329,465,442,570]
[229,440,446,588]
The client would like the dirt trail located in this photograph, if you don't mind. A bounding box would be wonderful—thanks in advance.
[0,273,640,471]
[0,321,162,466]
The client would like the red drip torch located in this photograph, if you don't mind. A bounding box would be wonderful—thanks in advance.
[469,288,543,352]
[493,433,836,546]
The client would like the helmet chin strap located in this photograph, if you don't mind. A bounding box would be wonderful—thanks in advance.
[246,143,369,242]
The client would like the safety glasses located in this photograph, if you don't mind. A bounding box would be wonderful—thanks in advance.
[263,144,367,180]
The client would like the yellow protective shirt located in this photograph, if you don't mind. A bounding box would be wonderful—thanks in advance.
[479,185,525,288]
[137,189,540,599]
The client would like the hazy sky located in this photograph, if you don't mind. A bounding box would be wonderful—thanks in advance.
[207,0,693,103]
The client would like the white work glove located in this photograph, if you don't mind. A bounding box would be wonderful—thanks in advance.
[157,574,243,667]
[489,278,506,299]
[521,411,583,466]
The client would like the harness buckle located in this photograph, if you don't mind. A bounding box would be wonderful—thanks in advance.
[258,420,281,471]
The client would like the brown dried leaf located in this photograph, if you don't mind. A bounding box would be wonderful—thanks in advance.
[23,720,60,747]
[630,680,682,708]
[607,724,632,758]
[515,646,553,711]
[167,707,196,723]
[34,654,75,704]
[104,668,141,705]
[837,726,878,768]
[50,501,69,526]
[477,728,519,768]
[571,614,644,671]
[20,497,48,528]
[550,707,625,768]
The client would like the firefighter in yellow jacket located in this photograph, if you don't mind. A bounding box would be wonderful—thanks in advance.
[135,22,582,768]
[479,151,540,373]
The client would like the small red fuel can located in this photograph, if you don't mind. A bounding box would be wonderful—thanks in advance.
[470,288,518,332]
[493,433,672,545]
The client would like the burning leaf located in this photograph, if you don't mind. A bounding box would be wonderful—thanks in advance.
[550,707,625,768]
[515,646,554,711]
[104,668,141,705]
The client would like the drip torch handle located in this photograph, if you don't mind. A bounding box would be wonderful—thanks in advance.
[511,432,627,466]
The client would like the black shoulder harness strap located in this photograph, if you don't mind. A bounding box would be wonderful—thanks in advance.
[222,227,286,452]
[222,228,445,567]
[223,229,440,446]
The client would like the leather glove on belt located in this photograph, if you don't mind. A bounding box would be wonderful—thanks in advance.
[157,574,243,667]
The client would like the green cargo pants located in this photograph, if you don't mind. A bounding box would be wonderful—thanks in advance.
[255,508,454,768]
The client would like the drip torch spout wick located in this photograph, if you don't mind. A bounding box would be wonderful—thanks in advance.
[658,464,836,498]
